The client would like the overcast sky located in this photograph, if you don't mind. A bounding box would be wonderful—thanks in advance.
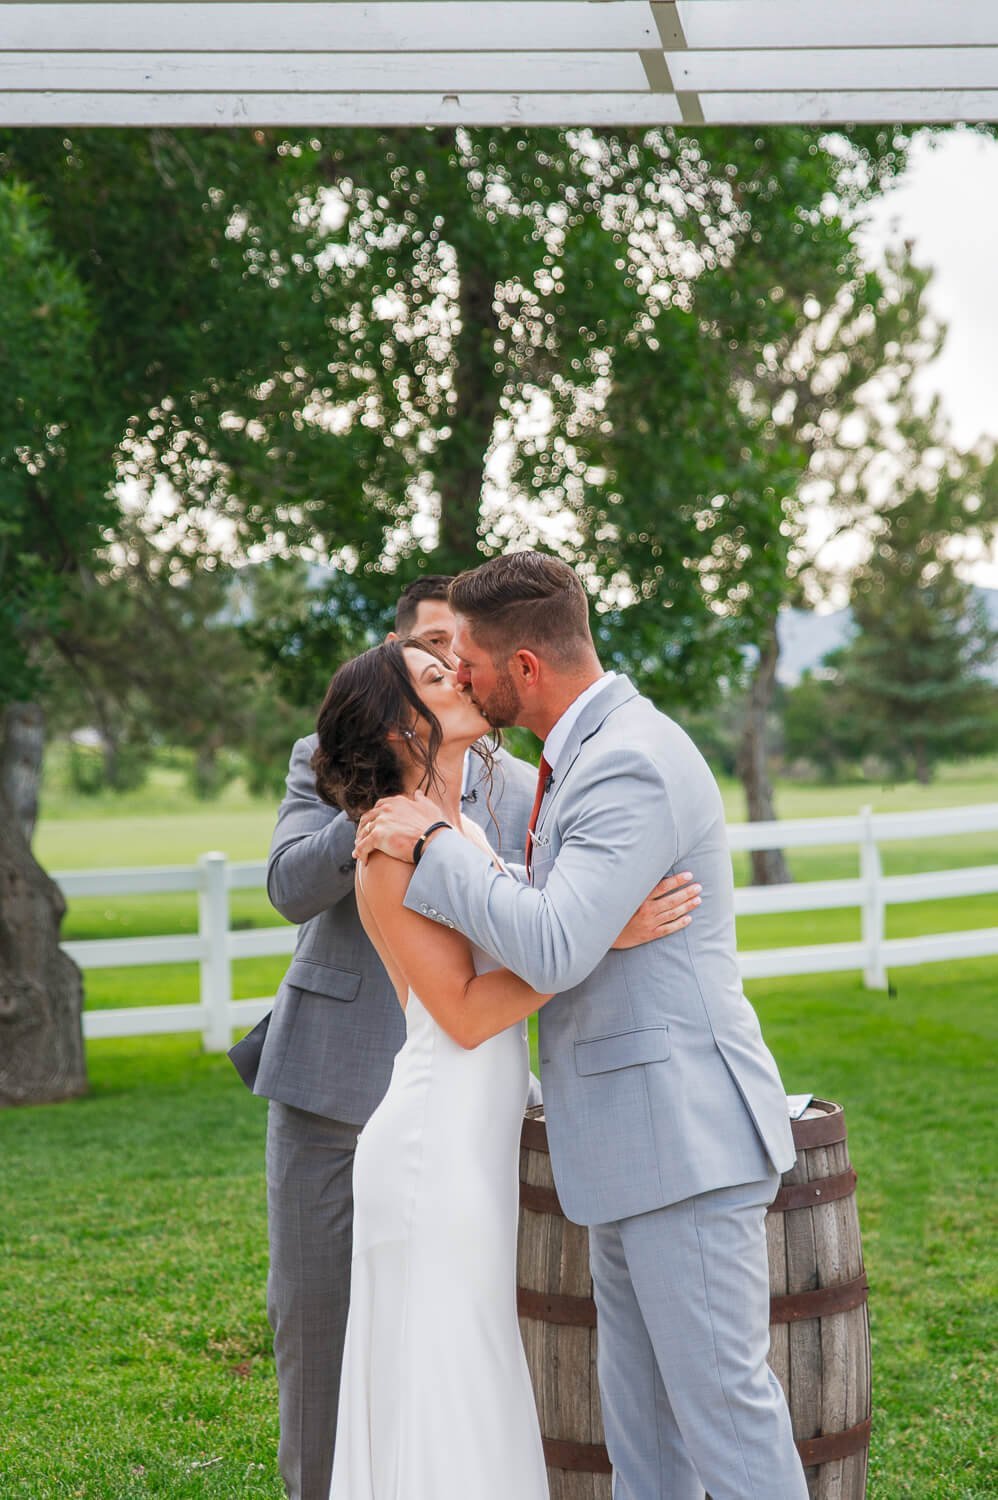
[856,126,998,588]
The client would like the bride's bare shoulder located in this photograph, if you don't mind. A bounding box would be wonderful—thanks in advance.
[356,850,411,906]
[460,817,494,855]
[460,817,512,874]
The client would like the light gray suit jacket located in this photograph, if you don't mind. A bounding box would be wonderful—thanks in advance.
[247,736,535,1125]
[405,675,795,1226]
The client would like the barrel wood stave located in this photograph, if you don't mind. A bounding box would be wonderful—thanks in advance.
[518,1101,870,1500]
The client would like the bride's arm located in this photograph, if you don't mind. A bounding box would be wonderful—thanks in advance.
[360,851,553,1049]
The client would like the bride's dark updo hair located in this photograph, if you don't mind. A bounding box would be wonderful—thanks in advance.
[311,638,497,820]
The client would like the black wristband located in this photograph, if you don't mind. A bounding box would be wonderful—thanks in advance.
[412,821,452,866]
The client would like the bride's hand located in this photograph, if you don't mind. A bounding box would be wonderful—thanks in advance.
[611,873,702,949]
[353,790,450,864]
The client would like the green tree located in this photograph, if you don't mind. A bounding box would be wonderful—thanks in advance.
[780,663,874,782]
[833,397,998,782]
[3,125,908,703]
[725,247,944,877]
[37,515,262,798]
[1,125,908,1096]
[842,574,997,784]
[0,179,98,1105]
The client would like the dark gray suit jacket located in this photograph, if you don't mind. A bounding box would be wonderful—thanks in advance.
[239,735,535,1124]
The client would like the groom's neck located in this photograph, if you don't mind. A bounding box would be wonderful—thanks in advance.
[523,661,606,743]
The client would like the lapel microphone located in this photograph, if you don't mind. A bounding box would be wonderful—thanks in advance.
[461,788,478,804]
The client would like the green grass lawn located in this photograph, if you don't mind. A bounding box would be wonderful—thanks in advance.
[4,756,996,1494]
[2,962,994,1498]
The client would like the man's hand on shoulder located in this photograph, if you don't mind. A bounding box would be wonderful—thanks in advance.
[353,789,451,865]
[612,872,702,950]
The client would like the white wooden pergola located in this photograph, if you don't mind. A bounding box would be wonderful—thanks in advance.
[1,0,997,128]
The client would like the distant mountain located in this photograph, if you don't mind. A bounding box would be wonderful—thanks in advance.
[776,586,998,685]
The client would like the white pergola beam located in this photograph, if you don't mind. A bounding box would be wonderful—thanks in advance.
[0,51,649,92]
[4,90,997,130]
[0,90,687,127]
[701,89,998,124]
[672,48,998,93]
[1,1,996,126]
[0,3,662,53]
[668,0,998,52]
[5,48,996,97]
[4,2,998,55]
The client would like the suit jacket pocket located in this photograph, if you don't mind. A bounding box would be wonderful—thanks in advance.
[574,1025,670,1076]
[285,956,362,1003]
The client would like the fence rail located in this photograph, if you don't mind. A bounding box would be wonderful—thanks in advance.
[58,802,998,1052]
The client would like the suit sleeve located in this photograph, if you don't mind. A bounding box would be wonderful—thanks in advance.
[266,738,359,923]
[404,750,679,994]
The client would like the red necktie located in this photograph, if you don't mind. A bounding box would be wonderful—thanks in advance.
[526,755,552,876]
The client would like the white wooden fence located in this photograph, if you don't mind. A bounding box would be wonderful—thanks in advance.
[58,802,998,1052]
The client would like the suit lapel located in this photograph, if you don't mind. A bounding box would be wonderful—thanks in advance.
[534,676,639,843]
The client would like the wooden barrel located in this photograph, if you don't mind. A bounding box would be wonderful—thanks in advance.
[767,1099,872,1498]
[517,1101,871,1500]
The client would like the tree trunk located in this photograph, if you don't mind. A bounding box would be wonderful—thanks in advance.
[737,620,793,886]
[0,811,87,1108]
[434,186,503,570]
[913,738,932,786]
[1,701,45,844]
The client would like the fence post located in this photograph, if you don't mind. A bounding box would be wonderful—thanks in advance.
[859,806,887,989]
[198,851,232,1051]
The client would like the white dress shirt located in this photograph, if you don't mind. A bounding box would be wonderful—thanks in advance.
[542,672,617,775]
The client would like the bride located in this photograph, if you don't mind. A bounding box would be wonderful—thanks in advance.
[311,637,679,1500]
[312,635,551,1500]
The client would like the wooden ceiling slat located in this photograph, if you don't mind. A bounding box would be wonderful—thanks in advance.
[0,2,660,52]
[4,2,998,55]
[5,86,997,129]
[0,89,687,126]
[673,48,998,94]
[5,48,995,97]
[669,0,998,52]
[0,51,649,91]
[701,88,998,124]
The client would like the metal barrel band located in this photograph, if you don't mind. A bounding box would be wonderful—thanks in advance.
[520,1113,550,1154]
[527,1103,848,1156]
[520,1181,564,1215]
[517,1286,597,1328]
[542,1438,612,1475]
[790,1102,847,1149]
[768,1167,857,1214]
[796,1417,873,1467]
[770,1272,869,1325]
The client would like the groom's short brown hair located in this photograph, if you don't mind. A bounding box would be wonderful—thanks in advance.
[448,551,593,664]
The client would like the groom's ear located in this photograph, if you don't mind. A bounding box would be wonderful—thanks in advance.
[511,648,542,685]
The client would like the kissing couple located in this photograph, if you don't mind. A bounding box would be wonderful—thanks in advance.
[310,551,806,1500]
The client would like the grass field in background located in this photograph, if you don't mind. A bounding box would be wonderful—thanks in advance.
[35,755,997,1014]
[2,962,994,1498]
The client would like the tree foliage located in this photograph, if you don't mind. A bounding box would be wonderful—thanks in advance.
[2,125,910,718]
[0,178,105,704]
[781,384,998,784]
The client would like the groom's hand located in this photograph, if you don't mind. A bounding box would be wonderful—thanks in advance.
[612,873,702,949]
[353,790,450,864]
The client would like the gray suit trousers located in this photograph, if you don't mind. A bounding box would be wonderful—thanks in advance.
[266,1102,359,1500]
[589,1174,808,1500]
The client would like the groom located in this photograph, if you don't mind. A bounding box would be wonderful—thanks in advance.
[355,552,808,1500]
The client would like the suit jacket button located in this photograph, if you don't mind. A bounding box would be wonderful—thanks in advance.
[339,862,354,874]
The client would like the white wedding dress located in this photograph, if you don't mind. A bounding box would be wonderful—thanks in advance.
[328,943,550,1500]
